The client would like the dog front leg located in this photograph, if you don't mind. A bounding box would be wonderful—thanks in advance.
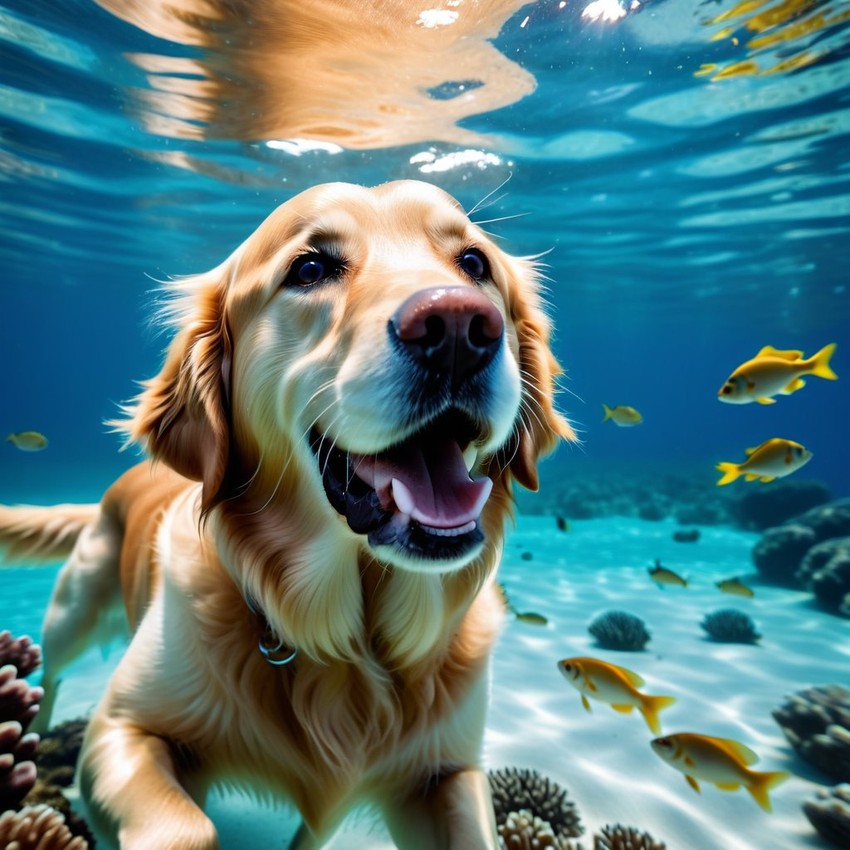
[385,769,500,850]
[80,715,218,850]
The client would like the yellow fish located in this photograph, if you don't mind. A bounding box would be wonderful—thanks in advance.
[5,431,48,451]
[716,437,811,486]
[718,343,837,405]
[651,732,790,812]
[557,656,676,734]
[602,404,643,427]
[716,577,754,598]
[515,611,548,626]
[649,560,687,588]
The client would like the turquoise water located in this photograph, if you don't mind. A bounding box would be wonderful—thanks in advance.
[1,0,849,848]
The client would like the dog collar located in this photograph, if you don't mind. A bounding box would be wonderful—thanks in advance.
[246,594,297,666]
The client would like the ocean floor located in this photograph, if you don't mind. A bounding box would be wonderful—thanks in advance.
[1,513,845,850]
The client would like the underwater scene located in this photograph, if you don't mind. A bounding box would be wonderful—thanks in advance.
[1,0,849,848]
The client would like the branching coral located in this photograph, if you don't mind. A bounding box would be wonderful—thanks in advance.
[587,611,650,651]
[773,685,850,781]
[0,631,42,678]
[700,608,761,644]
[497,809,576,849]
[0,632,44,811]
[803,784,850,848]
[0,804,89,850]
[489,767,583,841]
[594,823,666,849]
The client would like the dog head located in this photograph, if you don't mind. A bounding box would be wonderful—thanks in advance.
[124,181,573,572]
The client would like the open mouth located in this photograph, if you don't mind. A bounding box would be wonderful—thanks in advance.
[309,409,493,563]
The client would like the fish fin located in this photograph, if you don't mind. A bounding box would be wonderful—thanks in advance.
[620,667,645,688]
[684,756,696,768]
[760,476,776,483]
[686,775,701,794]
[724,740,760,766]
[808,342,838,380]
[756,346,803,361]
[746,770,790,813]
[602,404,613,422]
[611,704,634,714]
[638,694,677,735]
[581,695,592,712]
[745,473,759,481]
[755,396,776,405]
[715,782,741,791]
[782,378,805,394]
[716,462,741,486]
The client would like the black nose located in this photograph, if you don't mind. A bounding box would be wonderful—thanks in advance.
[389,286,503,387]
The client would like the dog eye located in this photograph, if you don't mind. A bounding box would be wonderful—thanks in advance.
[458,249,489,280]
[284,252,343,288]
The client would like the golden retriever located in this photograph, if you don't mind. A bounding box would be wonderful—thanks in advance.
[0,180,572,850]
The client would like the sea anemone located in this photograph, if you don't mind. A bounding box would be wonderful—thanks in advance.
[595,823,666,849]
[489,767,583,841]
[773,685,850,781]
[0,631,42,677]
[588,611,650,651]
[700,608,761,644]
[497,809,576,849]
[803,784,850,848]
[0,804,89,850]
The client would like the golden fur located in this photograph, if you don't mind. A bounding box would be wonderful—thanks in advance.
[0,180,572,850]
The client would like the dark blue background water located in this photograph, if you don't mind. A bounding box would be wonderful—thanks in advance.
[1,0,848,504]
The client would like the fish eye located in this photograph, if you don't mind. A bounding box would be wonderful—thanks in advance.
[283,251,345,288]
[795,446,803,456]
[457,248,489,281]
[721,385,732,394]
[656,737,670,746]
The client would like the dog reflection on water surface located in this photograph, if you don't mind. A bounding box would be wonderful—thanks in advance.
[0,180,573,849]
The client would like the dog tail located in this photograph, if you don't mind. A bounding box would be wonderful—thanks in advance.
[0,503,99,564]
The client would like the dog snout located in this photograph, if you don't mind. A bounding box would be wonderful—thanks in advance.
[390,286,503,386]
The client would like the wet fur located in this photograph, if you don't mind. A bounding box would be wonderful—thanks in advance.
[0,181,572,850]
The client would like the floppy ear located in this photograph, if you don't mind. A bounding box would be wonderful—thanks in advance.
[504,259,575,492]
[120,270,233,513]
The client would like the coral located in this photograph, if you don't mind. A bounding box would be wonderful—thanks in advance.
[671,529,700,543]
[700,609,761,643]
[732,480,831,531]
[0,804,88,850]
[594,823,666,849]
[489,767,583,841]
[793,499,850,542]
[497,809,576,850]
[588,611,650,651]
[37,718,88,787]
[803,784,850,848]
[796,537,850,617]
[0,631,42,677]
[752,524,816,585]
[0,644,44,811]
[773,685,850,781]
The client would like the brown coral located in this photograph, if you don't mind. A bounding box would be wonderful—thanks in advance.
[595,823,666,850]
[489,767,583,841]
[0,804,89,850]
[803,784,850,848]
[773,685,850,781]
[0,631,42,678]
[498,809,578,850]
[1,661,43,810]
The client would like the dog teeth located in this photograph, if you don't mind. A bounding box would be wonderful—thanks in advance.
[463,445,477,473]
[421,521,476,537]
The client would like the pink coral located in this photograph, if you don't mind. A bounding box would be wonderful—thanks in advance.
[0,804,89,849]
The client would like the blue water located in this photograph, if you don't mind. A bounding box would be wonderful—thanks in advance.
[0,0,849,846]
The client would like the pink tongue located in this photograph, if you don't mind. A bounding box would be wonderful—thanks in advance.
[352,440,492,529]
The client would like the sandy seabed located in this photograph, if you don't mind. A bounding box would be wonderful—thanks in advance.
[1,514,845,850]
